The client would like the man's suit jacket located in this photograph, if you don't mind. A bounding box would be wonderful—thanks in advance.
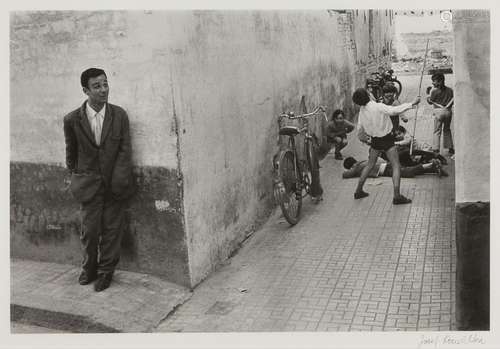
[63,101,134,203]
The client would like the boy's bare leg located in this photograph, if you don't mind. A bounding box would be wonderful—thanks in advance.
[386,146,412,204]
[355,147,380,198]
[385,146,401,197]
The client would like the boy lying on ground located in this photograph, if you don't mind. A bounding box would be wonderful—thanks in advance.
[342,156,448,179]
[382,126,448,167]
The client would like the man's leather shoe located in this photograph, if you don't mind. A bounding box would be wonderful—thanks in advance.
[78,270,97,285]
[94,273,113,292]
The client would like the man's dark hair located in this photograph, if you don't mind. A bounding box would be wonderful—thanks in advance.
[352,88,370,106]
[81,68,107,88]
[332,109,344,120]
[382,83,398,94]
[431,73,445,82]
[343,156,357,170]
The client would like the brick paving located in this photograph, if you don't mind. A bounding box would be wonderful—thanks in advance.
[157,74,456,332]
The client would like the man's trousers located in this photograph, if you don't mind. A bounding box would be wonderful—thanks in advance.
[432,111,454,151]
[80,187,127,275]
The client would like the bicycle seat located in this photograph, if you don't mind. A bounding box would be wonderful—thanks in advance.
[279,126,300,136]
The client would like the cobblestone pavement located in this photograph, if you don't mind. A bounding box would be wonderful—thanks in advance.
[157,74,456,332]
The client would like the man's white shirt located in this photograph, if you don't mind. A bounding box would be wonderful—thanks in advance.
[86,102,106,145]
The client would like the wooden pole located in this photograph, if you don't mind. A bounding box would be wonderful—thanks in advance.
[410,39,430,155]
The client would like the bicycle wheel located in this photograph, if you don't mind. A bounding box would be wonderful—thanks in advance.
[276,150,302,225]
[393,79,403,98]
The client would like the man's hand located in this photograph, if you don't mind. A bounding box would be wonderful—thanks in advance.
[411,96,421,106]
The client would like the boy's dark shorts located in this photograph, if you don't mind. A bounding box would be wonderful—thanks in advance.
[371,132,396,152]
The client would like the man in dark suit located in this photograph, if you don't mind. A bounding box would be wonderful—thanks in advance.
[63,68,133,292]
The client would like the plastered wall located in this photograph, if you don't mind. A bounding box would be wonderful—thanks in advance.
[171,10,393,285]
[452,10,490,203]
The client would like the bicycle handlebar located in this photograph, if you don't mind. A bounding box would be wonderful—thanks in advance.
[279,106,326,120]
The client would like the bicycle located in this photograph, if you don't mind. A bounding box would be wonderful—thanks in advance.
[272,106,326,225]
[366,68,403,101]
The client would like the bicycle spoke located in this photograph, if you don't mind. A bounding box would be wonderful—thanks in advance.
[288,195,297,216]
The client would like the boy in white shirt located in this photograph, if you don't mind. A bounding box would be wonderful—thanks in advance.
[352,88,420,204]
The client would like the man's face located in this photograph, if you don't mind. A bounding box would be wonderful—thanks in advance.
[334,114,344,123]
[84,74,109,105]
[383,92,395,105]
[432,78,444,89]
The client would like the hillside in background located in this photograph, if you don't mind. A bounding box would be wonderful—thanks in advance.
[400,30,453,57]
[393,30,454,74]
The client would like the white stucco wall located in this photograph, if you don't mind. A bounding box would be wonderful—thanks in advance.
[170,10,393,285]
[452,10,490,203]
[11,11,179,169]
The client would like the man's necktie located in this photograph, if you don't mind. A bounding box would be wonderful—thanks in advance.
[94,113,102,145]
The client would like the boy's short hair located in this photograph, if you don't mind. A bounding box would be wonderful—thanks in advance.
[352,88,370,106]
[332,109,344,120]
[81,68,107,88]
[382,83,398,94]
[431,72,445,82]
[343,156,357,170]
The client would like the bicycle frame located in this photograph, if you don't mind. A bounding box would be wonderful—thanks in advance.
[284,128,311,198]
[272,105,325,225]
[276,106,326,198]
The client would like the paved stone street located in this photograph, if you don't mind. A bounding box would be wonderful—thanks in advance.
[156,74,457,332]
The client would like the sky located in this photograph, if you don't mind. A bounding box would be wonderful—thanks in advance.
[394,11,453,34]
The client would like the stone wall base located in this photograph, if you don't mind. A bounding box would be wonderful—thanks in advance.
[456,202,490,330]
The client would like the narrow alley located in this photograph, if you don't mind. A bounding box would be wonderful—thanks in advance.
[8,9,492,347]
[156,74,456,332]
